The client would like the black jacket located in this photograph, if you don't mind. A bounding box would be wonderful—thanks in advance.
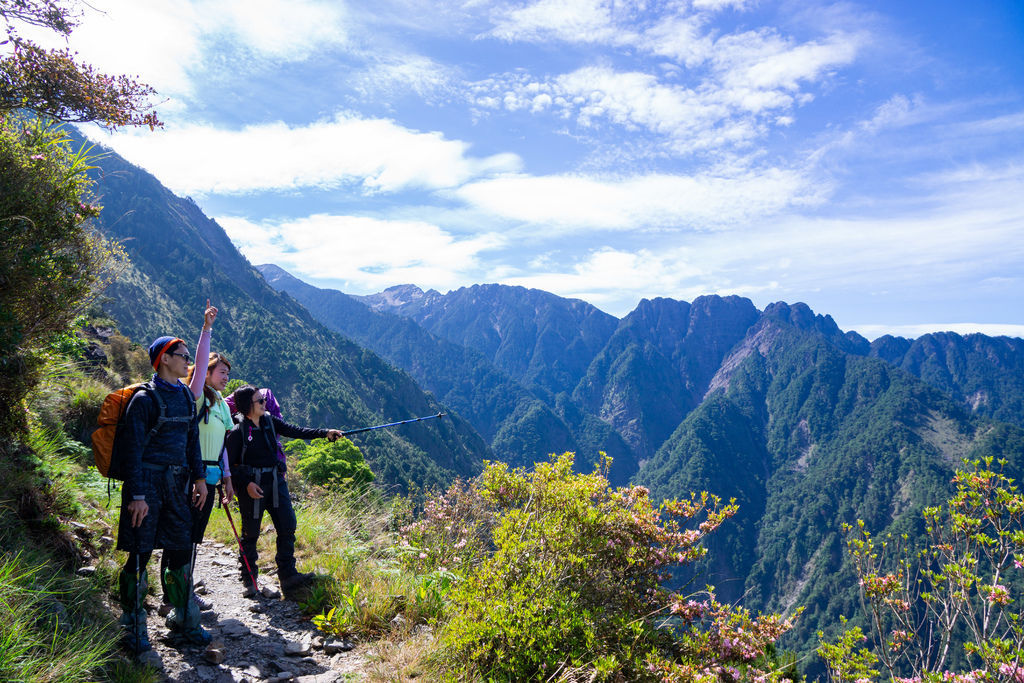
[121,375,203,498]
[225,414,327,483]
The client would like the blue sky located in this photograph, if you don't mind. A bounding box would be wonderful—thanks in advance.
[29,0,1024,338]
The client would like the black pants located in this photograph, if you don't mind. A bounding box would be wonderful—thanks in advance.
[191,484,217,543]
[237,469,297,582]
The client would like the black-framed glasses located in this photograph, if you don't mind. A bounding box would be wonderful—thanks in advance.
[170,351,192,363]
[255,397,267,405]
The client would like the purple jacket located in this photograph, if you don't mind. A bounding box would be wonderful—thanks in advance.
[226,387,286,466]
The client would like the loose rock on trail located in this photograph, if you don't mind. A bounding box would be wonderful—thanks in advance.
[128,539,367,682]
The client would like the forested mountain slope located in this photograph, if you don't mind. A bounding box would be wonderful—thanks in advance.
[83,138,489,491]
[259,265,635,480]
[573,295,761,461]
[359,283,620,403]
[638,309,1024,670]
[870,332,1024,429]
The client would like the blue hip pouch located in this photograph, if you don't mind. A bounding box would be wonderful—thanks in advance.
[204,465,222,486]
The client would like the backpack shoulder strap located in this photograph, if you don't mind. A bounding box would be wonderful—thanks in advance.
[141,381,166,443]
[142,381,194,443]
[264,415,278,452]
[239,422,250,466]
[197,397,210,424]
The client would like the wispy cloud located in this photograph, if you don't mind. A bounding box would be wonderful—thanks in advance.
[15,0,351,100]
[487,0,640,45]
[470,24,862,156]
[90,115,522,195]
[453,167,825,231]
[476,158,1024,318]
[219,214,506,292]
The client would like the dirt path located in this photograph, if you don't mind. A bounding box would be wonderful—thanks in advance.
[137,539,368,682]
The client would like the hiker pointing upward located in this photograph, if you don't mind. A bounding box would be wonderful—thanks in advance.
[225,384,342,599]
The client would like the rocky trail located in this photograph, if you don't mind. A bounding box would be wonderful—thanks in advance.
[131,539,368,682]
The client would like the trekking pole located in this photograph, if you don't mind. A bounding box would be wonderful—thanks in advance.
[134,548,142,654]
[340,412,445,437]
[188,540,198,615]
[221,487,259,591]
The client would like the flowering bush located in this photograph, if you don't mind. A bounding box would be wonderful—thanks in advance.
[399,476,497,573]
[819,459,1024,681]
[430,453,798,681]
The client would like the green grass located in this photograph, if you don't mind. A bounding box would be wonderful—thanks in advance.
[0,552,118,682]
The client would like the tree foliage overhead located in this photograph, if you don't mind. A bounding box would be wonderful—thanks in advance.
[0,0,160,128]
[0,115,116,433]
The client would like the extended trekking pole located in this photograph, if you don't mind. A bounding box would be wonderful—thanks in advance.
[220,485,259,592]
[340,412,445,437]
[134,547,142,654]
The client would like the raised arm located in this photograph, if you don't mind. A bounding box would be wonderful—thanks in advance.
[189,299,217,399]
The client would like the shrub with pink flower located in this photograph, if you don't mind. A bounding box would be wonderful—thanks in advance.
[820,459,1024,682]
[432,452,798,681]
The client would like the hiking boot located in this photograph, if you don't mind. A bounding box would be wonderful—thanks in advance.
[118,567,151,653]
[119,609,152,654]
[163,563,213,646]
[165,611,213,645]
[160,593,213,615]
[280,571,316,600]
[242,583,258,598]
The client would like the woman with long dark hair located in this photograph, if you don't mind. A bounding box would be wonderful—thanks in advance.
[225,385,342,598]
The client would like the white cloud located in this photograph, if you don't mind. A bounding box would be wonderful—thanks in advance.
[355,55,457,100]
[219,214,506,292]
[203,0,349,61]
[471,27,860,153]
[711,29,860,92]
[472,5,863,156]
[91,115,522,195]
[453,168,824,231]
[851,323,1024,340]
[487,0,638,44]
[12,0,350,99]
[460,158,1024,318]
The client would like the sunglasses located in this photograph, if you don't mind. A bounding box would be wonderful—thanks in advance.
[255,397,267,405]
[169,351,192,363]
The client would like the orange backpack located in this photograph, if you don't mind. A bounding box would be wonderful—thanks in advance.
[92,381,186,479]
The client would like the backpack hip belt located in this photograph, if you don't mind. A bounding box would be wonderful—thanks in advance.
[250,466,280,518]
[140,462,190,496]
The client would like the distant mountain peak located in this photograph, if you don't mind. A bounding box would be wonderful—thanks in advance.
[355,284,440,312]
[257,263,303,286]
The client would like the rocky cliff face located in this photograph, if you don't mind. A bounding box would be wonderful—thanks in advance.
[364,283,620,402]
[573,295,760,460]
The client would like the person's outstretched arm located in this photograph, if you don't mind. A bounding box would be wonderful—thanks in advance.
[271,416,342,441]
[189,299,217,399]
